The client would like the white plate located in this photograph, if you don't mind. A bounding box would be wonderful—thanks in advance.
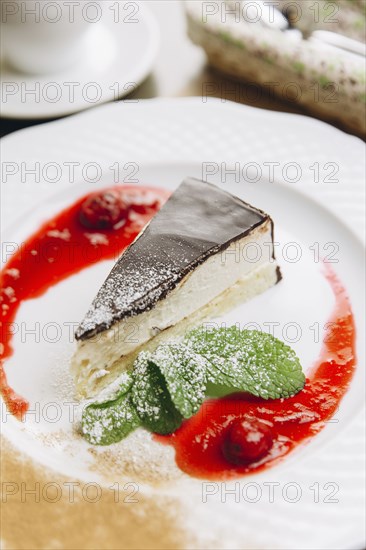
[1,98,365,550]
[0,1,159,119]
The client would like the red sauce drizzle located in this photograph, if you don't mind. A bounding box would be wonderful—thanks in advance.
[0,186,357,480]
[156,264,357,479]
[0,186,169,419]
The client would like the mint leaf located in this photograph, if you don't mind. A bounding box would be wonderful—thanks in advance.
[131,352,183,435]
[187,326,305,399]
[81,373,140,445]
[93,370,134,402]
[151,344,207,418]
[81,327,305,447]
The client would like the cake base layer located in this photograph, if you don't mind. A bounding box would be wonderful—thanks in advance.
[73,261,280,397]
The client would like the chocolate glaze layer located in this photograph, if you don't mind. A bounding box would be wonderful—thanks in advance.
[76,178,278,341]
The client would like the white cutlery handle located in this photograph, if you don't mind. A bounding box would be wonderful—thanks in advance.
[241,0,288,30]
[310,30,366,57]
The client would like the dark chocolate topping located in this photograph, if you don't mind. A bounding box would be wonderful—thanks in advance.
[76,178,270,340]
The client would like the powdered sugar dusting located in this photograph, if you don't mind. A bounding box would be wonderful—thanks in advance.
[88,429,183,483]
[75,178,267,340]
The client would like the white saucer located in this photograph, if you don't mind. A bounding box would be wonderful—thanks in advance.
[0,2,160,119]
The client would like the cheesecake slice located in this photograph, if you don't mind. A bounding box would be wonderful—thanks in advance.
[72,178,281,397]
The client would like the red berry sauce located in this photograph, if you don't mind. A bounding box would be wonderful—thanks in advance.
[0,186,357,481]
[0,186,170,419]
[156,264,357,479]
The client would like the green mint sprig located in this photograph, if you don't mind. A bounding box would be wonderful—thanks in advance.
[189,326,305,399]
[81,328,305,446]
[131,352,183,435]
[151,344,207,418]
[81,372,139,445]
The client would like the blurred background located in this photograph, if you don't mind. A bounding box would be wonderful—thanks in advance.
[1,0,365,138]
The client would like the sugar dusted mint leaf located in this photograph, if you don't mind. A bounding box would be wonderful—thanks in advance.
[81,327,305,447]
[131,352,183,435]
[187,326,305,399]
[151,344,207,418]
[82,390,140,446]
[93,370,134,403]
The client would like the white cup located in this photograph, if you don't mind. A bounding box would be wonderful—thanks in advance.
[1,0,102,74]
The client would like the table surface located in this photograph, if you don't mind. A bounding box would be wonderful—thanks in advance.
[0,0,358,139]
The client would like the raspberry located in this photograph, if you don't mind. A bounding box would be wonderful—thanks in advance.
[79,191,129,229]
[222,417,273,465]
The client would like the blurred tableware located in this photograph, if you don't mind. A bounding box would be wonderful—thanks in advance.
[240,0,288,30]
[0,1,160,119]
[309,30,366,57]
[0,0,102,74]
[186,0,366,136]
[239,1,366,58]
